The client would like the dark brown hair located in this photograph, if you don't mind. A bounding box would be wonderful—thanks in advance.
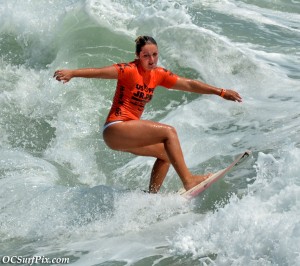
[135,36,157,55]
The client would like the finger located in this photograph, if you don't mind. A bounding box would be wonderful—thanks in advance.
[53,71,60,78]
[235,94,242,102]
[228,90,242,102]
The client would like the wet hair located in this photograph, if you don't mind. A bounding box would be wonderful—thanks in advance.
[135,36,157,55]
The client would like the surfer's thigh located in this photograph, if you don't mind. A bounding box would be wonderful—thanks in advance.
[102,120,176,151]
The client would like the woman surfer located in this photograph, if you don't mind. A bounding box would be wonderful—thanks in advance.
[54,36,242,193]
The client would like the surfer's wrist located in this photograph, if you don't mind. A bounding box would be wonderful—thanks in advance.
[219,88,226,98]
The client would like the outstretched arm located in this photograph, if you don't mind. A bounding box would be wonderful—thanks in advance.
[53,65,118,83]
[171,77,242,102]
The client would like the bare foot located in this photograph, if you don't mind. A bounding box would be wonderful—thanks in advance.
[184,173,212,191]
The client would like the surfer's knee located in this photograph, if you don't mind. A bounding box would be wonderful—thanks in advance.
[161,158,171,167]
[163,125,178,142]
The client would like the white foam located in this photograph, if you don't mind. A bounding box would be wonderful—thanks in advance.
[87,0,193,37]
[170,146,300,265]
[43,191,196,265]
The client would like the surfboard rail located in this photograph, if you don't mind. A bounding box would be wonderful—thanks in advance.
[179,150,251,199]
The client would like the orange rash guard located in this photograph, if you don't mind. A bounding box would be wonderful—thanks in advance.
[105,60,178,124]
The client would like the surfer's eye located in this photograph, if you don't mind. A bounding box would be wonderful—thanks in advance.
[142,53,158,59]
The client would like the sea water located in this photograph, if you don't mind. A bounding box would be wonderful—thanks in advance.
[0,0,299,265]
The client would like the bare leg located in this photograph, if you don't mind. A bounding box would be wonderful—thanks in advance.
[103,120,209,191]
[149,158,170,193]
[128,143,170,193]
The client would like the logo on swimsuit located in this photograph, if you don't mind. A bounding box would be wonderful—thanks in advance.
[162,68,175,76]
[135,83,154,94]
[132,83,154,102]
[117,63,131,74]
[115,107,122,116]
[132,91,153,101]
[118,86,125,105]
[130,83,155,110]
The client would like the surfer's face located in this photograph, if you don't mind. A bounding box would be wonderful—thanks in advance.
[137,44,158,71]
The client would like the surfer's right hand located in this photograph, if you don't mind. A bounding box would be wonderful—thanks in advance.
[53,69,73,83]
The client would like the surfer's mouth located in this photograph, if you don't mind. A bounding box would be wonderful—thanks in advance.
[148,63,156,68]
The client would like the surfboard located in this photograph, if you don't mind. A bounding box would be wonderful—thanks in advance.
[178,150,251,199]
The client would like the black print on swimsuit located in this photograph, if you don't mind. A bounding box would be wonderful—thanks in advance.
[131,83,154,107]
[135,83,154,94]
[117,63,131,74]
[132,91,152,102]
[115,107,122,117]
[118,86,125,105]
[162,68,174,76]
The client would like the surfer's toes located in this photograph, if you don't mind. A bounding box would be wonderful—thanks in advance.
[204,173,212,181]
[185,173,211,190]
[197,173,212,183]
